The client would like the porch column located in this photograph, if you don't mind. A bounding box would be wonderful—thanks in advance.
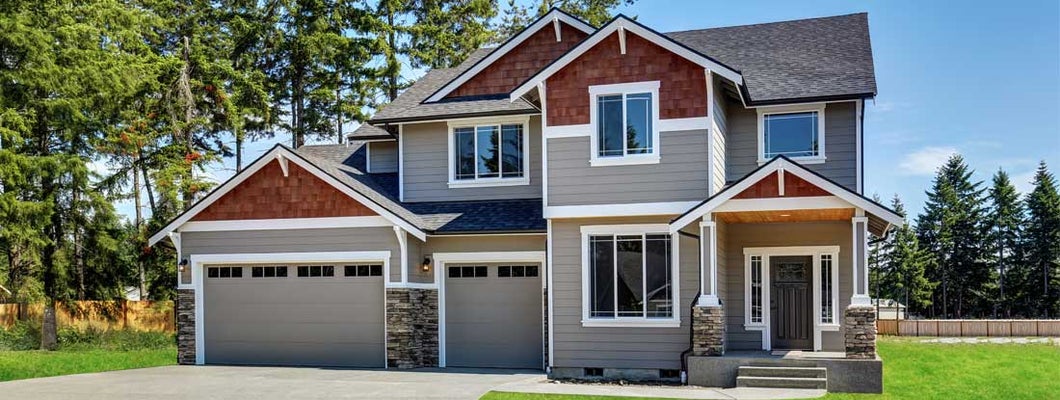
[846,214,876,359]
[692,217,724,356]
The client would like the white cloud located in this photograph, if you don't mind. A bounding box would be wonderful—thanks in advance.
[1011,170,1036,195]
[899,146,958,176]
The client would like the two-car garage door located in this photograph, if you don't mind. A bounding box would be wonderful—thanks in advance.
[203,263,385,367]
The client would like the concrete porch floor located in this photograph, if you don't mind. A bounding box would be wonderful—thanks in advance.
[492,379,826,399]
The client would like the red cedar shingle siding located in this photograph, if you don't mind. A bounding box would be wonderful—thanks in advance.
[734,171,831,199]
[448,22,588,98]
[192,161,377,221]
[545,32,708,126]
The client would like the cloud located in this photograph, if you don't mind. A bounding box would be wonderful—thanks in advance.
[899,146,958,176]
[1010,170,1036,195]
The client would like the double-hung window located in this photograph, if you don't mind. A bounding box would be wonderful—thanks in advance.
[581,224,678,327]
[588,81,660,167]
[449,117,529,188]
[758,105,826,164]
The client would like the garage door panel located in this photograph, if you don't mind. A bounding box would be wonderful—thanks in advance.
[204,263,385,368]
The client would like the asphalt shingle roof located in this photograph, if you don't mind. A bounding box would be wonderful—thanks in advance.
[293,144,545,233]
[348,123,393,140]
[666,13,876,104]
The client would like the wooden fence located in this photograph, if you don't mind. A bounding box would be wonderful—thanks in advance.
[0,301,175,332]
[877,319,1060,337]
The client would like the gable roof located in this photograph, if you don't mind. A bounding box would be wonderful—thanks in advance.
[669,156,903,236]
[346,123,393,141]
[510,14,744,101]
[666,13,876,105]
[424,8,594,102]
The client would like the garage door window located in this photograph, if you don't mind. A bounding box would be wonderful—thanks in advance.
[297,265,335,277]
[344,264,383,277]
[448,266,488,278]
[498,265,539,278]
[251,266,288,278]
[207,266,243,279]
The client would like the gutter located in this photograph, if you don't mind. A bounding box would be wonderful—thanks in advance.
[369,109,539,125]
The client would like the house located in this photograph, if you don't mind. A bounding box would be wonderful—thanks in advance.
[149,9,901,393]
[875,299,907,320]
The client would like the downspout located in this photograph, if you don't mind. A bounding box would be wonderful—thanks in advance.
[677,230,701,385]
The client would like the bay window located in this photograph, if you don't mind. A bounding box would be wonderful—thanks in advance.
[582,224,678,327]
[448,117,529,187]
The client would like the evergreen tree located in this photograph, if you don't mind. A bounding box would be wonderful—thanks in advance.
[916,154,990,318]
[1022,161,1060,318]
[495,0,637,39]
[986,169,1024,317]
[890,210,935,316]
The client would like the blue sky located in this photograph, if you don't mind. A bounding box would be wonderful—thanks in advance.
[114,0,1060,221]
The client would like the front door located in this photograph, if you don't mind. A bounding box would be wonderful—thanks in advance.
[770,256,812,350]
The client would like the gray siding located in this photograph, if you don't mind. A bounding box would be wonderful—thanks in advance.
[551,216,698,370]
[725,100,858,191]
[367,141,398,173]
[402,117,543,202]
[181,227,403,283]
[547,130,711,206]
[711,79,729,195]
[720,221,852,351]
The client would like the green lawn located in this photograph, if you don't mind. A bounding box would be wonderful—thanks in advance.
[482,336,1060,400]
[0,348,176,382]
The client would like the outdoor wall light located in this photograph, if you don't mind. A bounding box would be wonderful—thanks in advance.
[421,257,432,272]
[179,258,189,272]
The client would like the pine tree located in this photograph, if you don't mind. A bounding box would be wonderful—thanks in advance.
[986,169,1024,317]
[495,0,637,39]
[890,212,935,316]
[916,154,990,318]
[1022,161,1060,318]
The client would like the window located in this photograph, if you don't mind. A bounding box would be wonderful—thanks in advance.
[820,254,836,325]
[498,265,539,278]
[748,255,764,324]
[448,266,488,278]
[449,118,529,187]
[758,105,826,163]
[344,264,383,277]
[587,233,672,320]
[296,265,335,277]
[588,81,660,167]
[251,266,287,278]
[207,266,242,279]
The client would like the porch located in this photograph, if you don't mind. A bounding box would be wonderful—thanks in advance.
[686,350,882,393]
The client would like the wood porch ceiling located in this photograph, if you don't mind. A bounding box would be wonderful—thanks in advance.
[714,208,855,224]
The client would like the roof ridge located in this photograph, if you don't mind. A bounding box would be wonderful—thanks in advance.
[665,12,866,35]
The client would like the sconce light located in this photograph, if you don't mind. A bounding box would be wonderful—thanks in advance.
[178,258,189,272]
[421,257,432,272]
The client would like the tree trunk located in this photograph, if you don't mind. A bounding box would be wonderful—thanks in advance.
[235,130,243,172]
[41,301,58,351]
[73,187,85,301]
[133,165,145,300]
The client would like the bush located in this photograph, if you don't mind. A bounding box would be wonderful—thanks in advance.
[1,323,173,351]
[0,321,41,351]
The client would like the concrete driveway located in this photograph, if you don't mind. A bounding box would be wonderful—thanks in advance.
[0,366,544,400]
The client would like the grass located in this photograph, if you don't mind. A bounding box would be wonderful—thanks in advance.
[481,336,1060,400]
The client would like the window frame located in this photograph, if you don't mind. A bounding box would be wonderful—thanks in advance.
[756,104,827,165]
[446,116,531,188]
[588,81,662,167]
[579,224,680,328]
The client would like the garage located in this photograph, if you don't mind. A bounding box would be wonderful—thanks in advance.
[203,263,385,367]
[445,263,544,369]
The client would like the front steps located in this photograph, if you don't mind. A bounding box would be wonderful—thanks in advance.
[735,366,828,390]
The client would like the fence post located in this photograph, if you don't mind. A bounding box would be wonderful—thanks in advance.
[122,300,128,330]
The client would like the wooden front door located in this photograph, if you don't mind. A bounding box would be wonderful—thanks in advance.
[771,256,813,350]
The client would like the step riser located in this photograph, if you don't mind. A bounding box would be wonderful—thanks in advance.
[738,367,826,379]
[736,377,827,390]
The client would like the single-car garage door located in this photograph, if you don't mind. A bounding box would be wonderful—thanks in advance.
[445,263,543,369]
[204,263,385,367]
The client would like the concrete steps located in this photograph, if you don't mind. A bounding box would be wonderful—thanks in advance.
[736,366,827,390]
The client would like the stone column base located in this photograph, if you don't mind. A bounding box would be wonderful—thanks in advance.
[692,305,725,356]
[386,288,439,368]
[176,289,196,365]
[844,305,877,359]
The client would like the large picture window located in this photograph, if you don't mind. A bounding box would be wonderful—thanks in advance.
[758,105,826,163]
[588,81,660,167]
[449,118,529,187]
[587,233,673,320]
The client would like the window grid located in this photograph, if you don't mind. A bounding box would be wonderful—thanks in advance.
[207,266,243,279]
[498,265,539,278]
[820,254,834,324]
[296,265,335,278]
[749,256,763,324]
[448,266,488,278]
[763,111,819,159]
[453,123,525,181]
[251,266,288,278]
[588,233,672,320]
[344,264,383,277]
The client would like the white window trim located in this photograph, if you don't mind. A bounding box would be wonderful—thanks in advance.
[579,223,681,328]
[446,116,531,188]
[757,104,827,165]
[588,81,661,167]
[742,246,840,351]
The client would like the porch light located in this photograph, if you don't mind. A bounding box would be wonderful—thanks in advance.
[421,257,432,272]
[178,258,189,272]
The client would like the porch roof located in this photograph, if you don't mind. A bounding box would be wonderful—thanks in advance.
[670,156,904,236]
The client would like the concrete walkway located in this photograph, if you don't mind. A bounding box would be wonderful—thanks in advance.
[0,366,825,400]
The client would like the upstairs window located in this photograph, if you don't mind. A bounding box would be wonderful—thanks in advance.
[449,118,529,188]
[758,105,826,164]
[589,81,660,167]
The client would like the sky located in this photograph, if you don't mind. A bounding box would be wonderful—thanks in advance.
[113,0,1060,221]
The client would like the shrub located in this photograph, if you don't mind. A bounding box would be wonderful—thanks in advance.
[0,321,41,351]
[1,323,173,351]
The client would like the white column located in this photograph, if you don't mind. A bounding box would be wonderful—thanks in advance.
[851,215,871,305]
[698,217,720,306]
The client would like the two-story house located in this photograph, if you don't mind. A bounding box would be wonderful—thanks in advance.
[150,10,902,393]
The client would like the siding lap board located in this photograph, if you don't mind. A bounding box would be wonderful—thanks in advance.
[368,141,398,173]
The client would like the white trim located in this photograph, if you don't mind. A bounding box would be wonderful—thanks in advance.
[713,196,848,213]
[433,251,547,368]
[670,157,904,231]
[742,245,840,351]
[275,153,289,177]
[553,16,562,42]
[588,81,661,167]
[427,232,546,238]
[543,118,708,139]
[148,146,428,246]
[394,226,408,285]
[545,201,698,219]
[398,124,405,202]
[658,117,710,132]
[365,141,372,173]
[546,220,554,370]
[511,17,743,101]
[757,104,827,165]
[543,124,590,138]
[579,224,681,328]
[851,216,871,305]
[190,250,392,365]
[172,232,189,288]
[180,216,392,233]
[778,168,785,197]
[856,99,863,194]
[446,116,531,188]
[697,220,720,306]
[426,9,593,102]
[617,26,626,54]
[541,82,550,208]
